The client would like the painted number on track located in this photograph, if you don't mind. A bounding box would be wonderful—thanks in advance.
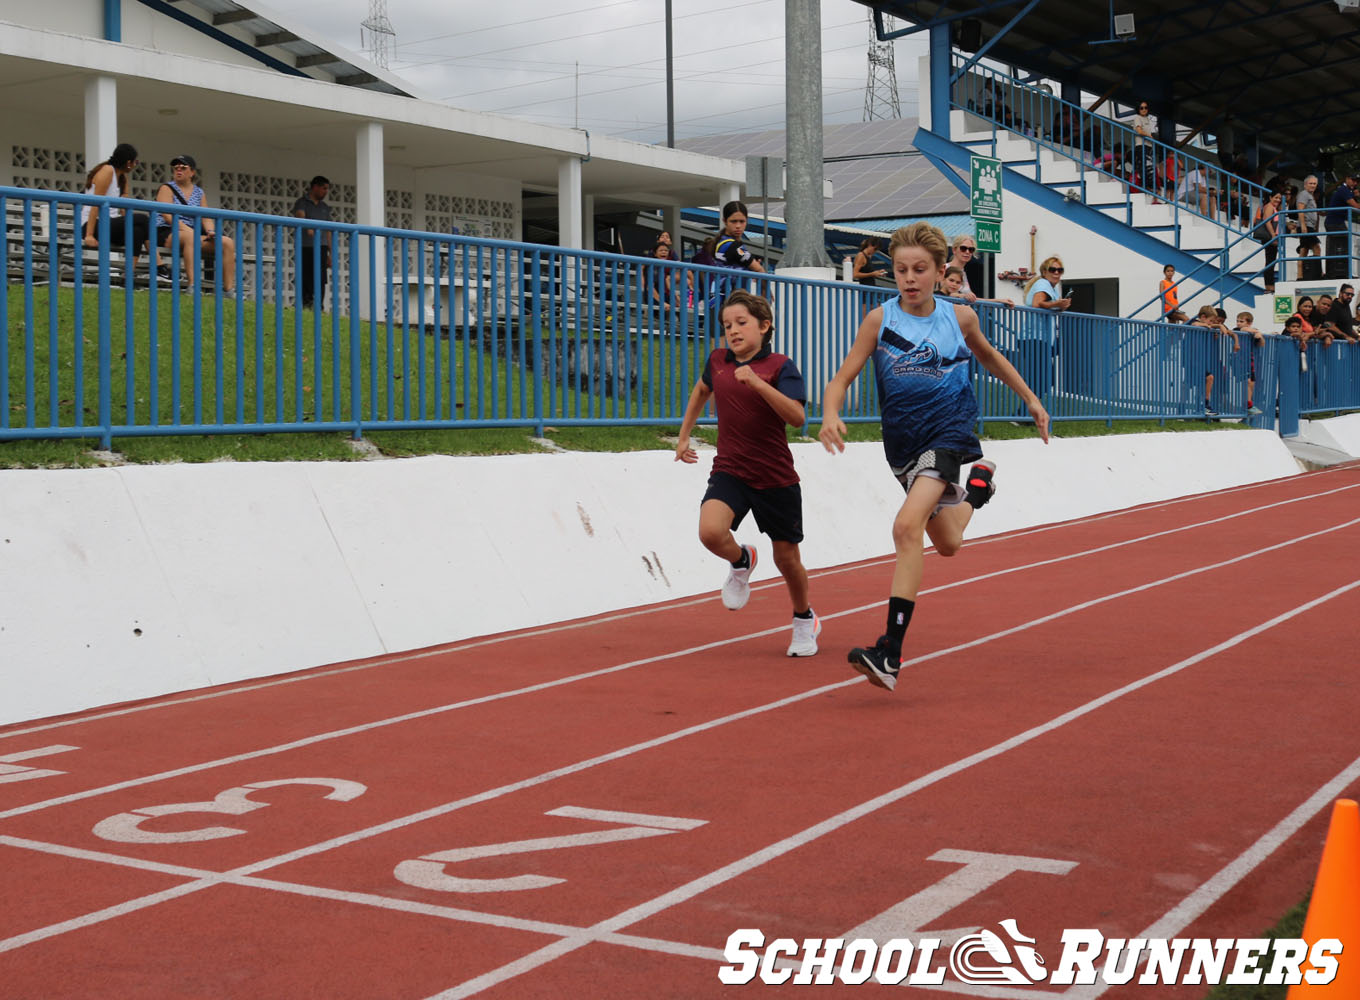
[92,777,367,844]
[394,805,707,893]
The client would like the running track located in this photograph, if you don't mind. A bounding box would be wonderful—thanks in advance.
[3,465,1359,998]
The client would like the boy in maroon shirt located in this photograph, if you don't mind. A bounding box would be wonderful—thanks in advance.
[675,290,820,656]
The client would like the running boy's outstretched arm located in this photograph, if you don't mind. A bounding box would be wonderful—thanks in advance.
[818,307,883,453]
[674,379,713,463]
[957,304,1052,442]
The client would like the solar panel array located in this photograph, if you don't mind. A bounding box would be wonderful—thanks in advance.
[678,119,969,223]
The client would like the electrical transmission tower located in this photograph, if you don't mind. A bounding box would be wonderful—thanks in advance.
[862,13,901,121]
[360,0,396,70]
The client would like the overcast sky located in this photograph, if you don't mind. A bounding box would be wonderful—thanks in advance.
[260,0,926,144]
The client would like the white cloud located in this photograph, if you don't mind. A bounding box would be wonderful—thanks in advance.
[262,0,924,143]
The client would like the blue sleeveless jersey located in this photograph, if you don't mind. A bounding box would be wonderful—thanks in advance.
[873,296,981,467]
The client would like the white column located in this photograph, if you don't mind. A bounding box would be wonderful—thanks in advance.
[84,76,117,176]
[557,156,583,250]
[584,194,596,250]
[662,206,680,249]
[718,183,740,209]
[354,122,384,320]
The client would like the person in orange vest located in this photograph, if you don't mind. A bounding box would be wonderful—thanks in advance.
[1159,264,1179,318]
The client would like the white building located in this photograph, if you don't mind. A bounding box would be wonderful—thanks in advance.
[0,1,745,257]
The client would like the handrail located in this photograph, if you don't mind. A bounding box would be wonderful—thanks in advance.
[951,58,1271,245]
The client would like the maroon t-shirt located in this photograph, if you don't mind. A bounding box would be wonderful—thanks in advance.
[702,346,807,489]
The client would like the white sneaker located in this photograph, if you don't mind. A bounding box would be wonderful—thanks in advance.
[721,544,757,610]
[786,611,821,656]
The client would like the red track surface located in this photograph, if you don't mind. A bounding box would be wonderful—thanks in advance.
[3,465,1360,998]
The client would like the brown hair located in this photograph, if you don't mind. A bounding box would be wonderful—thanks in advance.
[887,221,949,269]
[721,289,775,348]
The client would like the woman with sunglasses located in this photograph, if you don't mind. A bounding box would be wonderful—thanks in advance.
[945,235,980,302]
[1131,100,1158,200]
[1018,256,1070,410]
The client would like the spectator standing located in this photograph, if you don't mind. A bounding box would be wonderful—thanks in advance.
[291,175,332,309]
[1297,175,1321,281]
[80,142,150,260]
[1324,175,1360,279]
[673,290,820,657]
[707,200,764,311]
[1252,189,1282,293]
[1234,311,1265,415]
[1292,295,1319,339]
[945,235,982,302]
[155,154,236,294]
[1188,304,1239,416]
[1020,256,1070,405]
[1159,264,1179,317]
[690,235,719,313]
[852,237,888,286]
[1325,284,1358,342]
[1131,101,1158,198]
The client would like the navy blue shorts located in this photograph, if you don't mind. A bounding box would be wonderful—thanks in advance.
[702,471,804,544]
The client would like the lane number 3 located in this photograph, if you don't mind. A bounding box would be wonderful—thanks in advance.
[92,778,367,844]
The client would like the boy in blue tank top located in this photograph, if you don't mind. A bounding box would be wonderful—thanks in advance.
[818,222,1051,692]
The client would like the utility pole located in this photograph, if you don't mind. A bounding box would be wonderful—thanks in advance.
[665,0,675,147]
[782,0,832,270]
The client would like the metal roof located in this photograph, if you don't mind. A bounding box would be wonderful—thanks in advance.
[677,118,970,223]
[855,0,1360,171]
[155,0,417,97]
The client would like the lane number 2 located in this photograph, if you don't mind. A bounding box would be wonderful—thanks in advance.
[92,778,367,844]
[394,805,707,893]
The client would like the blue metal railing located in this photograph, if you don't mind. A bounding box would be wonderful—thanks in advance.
[0,184,1350,449]
[952,60,1270,246]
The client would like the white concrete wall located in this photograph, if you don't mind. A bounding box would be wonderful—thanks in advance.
[0,430,1302,727]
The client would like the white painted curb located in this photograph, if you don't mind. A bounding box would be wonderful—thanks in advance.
[0,429,1302,726]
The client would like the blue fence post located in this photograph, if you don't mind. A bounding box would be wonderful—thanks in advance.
[96,205,112,449]
[531,248,544,436]
[349,230,362,439]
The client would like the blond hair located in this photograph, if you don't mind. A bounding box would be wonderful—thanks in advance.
[887,221,949,270]
[1023,256,1064,297]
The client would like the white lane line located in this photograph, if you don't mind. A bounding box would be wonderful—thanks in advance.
[423,578,1360,999]
[4,548,1356,962]
[5,511,1359,827]
[4,475,1353,742]
[1060,751,1360,1000]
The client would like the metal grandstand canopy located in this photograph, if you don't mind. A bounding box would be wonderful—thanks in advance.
[853,0,1360,169]
[143,0,416,96]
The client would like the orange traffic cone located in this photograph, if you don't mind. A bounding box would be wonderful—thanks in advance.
[1288,798,1360,997]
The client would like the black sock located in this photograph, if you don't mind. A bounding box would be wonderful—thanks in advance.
[730,548,750,569]
[793,608,813,620]
[879,597,915,658]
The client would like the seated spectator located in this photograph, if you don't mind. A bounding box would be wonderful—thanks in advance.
[1051,106,1078,148]
[81,142,151,260]
[155,154,236,294]
[1165,308,1189,324]
[648,242,690,310]
[1177,164,1216,219]
[652,230,673,257]
[1325,284,1358,342]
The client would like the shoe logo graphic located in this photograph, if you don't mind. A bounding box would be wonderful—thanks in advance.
[948,918,1048,985]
